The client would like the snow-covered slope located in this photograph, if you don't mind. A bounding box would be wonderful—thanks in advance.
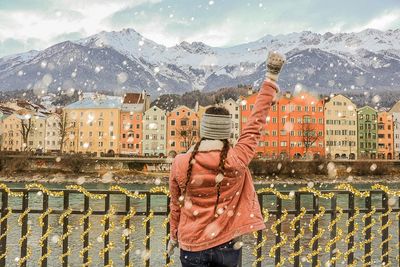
[0,28,399,96]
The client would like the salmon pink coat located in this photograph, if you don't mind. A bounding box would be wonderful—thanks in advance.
[169,80,278,252]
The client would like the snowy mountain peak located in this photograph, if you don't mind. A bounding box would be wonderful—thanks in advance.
[0,28,399,96]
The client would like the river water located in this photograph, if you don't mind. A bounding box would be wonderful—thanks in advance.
[1,181,400,266]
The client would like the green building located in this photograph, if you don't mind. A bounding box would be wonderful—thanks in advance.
[357,106,378,159]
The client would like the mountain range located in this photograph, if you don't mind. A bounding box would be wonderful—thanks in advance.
[0,28,399,97]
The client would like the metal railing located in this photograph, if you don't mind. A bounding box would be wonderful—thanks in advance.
[0,184,399,266]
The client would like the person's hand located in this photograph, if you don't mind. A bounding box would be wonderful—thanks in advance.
[167,239,178,257]
[265,51,286,83]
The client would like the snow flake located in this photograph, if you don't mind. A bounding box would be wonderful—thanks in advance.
[51,235,60,244]
[233,241,243,250]
[77,177,86,185]
[117,72,128,84]
[370,164,377,172]
[208,0,214,5]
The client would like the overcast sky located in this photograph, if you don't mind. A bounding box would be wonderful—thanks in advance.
[1,0,400,57]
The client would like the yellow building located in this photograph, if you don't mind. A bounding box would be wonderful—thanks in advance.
[64,95,121,156]
[1,113,23,151]
[324,94,358,159]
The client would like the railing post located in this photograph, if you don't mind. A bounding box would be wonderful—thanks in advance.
[294,192,301,267]
[256,194,263,267]
[41,193,49,267]
[124,195,130,266]
[330,194,337,267]
[20,192,29,267]
[62,191,69,267]
[104,194,110,266]
[381,192,389,264]
[82,196,89,266]
[347,193,355,265]
[312,195,319,267]
[275,197,282,266]
[0,191,8,266]
[166,196,171,266]
[364,195,372,267]
[145,193,151,267]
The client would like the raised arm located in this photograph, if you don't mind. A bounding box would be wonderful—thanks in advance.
[233,51,285,165]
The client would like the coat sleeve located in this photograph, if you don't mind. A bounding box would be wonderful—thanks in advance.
[168,159,180,242]
[233,80,278,165]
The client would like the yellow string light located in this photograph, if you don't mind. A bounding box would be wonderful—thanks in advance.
[99,205,116,266]
[110,185,146,199]
[269,209,288,266]
[335,183,370,197]
[0,183,23,197]
[343,207,360,265]
[325,207,343,265]
[0,208,12,261]
[379,207,393,266]
[58,208,73,264]
[79,208,93,267]
[142,209,154,265]
[298,187,334,199]
[371,184,400,196]
[288,207,306,265]
[38,208,53,265]
[256,187,293,200]
[149,186,170,196]
[18,208,32,267]
[360,207,376,267]
[66,185,106,199]
[120,207,136,266]
[25,183,63,197]
[306,206,326,266]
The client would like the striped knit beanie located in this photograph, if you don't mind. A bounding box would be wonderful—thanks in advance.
[200,113,232,140]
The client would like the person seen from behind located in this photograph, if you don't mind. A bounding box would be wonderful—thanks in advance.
[167,51,286,267]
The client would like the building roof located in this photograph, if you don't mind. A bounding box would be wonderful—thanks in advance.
[65,96,122,110]
[357,105,377,113]
[389,100,400,113]
[123,93,145,104]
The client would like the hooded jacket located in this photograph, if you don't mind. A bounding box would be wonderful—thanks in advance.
[169,80,278,252]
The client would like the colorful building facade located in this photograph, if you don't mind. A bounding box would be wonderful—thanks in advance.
[142,106,167,156]
[241,91,325,159]
[64,96,121,156]
[119,93,150,156]
[167,105,199,154]
[324,94,357,159]
[389,101,400,160]
[377,111,394,159]
[357,106,378,159]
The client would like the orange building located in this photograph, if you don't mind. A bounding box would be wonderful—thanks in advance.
[241,91,325,159]
[120,93,150,156]
[167,105,199,154]
[377,111,394,159]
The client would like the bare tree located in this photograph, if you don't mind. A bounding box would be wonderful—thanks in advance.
[301,117,320,157]
[57,112,73,153]
[19,114,33,151]
[177,118,199,151]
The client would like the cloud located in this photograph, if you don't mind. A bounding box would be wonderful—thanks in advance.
[1,0,400,56]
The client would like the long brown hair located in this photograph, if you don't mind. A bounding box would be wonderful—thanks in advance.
[181,106,231,216]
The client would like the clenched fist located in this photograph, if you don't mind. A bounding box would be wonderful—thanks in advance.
[266,51,286,82]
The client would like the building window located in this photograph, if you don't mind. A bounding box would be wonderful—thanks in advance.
[171,120,176,126]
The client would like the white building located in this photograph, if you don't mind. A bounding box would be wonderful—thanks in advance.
[142,106,167,156]
[44,113,61,152]
[222,98,241,145]
[389,101,400,160]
